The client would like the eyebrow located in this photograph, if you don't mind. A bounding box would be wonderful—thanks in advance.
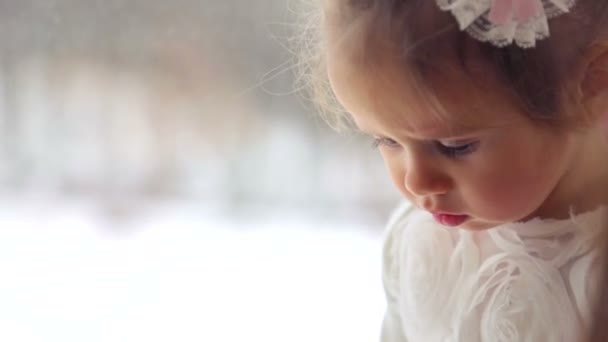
[356,125,486,141]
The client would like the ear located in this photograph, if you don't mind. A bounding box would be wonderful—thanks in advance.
[578,42,608,123]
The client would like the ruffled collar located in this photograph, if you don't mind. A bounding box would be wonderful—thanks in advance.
[492,206,607,239]
[396,205,607,341]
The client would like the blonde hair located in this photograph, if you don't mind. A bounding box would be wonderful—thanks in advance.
[294,0,354,131]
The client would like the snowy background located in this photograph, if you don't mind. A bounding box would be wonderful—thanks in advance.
[0,1,400,341]
[0,194,387,342]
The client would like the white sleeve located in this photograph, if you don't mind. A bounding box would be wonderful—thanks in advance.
[380,202,414,342]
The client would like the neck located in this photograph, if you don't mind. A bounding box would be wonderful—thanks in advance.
[534,127,608,219]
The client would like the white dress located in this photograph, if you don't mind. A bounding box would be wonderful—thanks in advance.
[381,203,606,342]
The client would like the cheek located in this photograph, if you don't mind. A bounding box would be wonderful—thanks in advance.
[381,153,409,197]
[468,172,544,217]
[463,146,563,220]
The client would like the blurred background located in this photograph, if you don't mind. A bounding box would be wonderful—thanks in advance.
[0,1,401,341]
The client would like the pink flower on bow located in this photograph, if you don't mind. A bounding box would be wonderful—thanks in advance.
[488,0,543,25]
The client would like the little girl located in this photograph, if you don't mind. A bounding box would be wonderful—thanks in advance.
[301,0,608,340]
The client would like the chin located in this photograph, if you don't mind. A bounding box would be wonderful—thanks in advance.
[459,219,503,231]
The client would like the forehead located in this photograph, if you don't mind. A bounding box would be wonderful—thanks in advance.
[326,37,525,138]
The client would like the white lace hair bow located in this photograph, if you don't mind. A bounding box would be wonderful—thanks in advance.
[436,0,577,48]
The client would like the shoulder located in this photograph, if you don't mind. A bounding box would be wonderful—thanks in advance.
[382,201,417,274]
[381,202,435,302]
[381,202,411,298]
[383,201,416,252]
[380,201,417,340]
[380,202,464,338]
[382,202,450,267]
[381,202,471,308]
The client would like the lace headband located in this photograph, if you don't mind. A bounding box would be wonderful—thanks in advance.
[436,0,577,48]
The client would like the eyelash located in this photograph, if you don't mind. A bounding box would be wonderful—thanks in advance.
[433,141,480,158]
[372,138,479,158]
[371,137,400,149]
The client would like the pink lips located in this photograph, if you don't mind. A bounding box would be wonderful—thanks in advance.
[432,213,469,227]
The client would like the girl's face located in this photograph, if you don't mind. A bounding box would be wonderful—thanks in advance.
[327,43,586,230]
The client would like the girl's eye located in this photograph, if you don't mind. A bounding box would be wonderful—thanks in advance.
[434,141,479,158]
[372,137,400,149]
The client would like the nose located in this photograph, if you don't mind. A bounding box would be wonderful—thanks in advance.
[404,157,452,197]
